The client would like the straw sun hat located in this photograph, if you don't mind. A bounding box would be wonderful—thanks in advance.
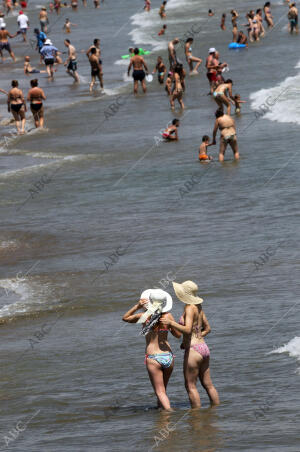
[172,280,203,305]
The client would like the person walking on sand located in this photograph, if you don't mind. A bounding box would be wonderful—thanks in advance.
[122,289,181,411]
[27,78,46,128]
[64,39,79,82]
[128,47,148,94]
[7,80,27,135]
[161,281,220,408]
[212,108,239,162]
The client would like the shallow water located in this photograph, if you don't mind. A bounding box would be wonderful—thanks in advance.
[0,0,300,451]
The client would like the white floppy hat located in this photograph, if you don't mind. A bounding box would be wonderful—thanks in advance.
[208,47,216,54]
[1,23,6,28]
[45,38,52,45]
[172,280,203,305]
[140,289,173,313]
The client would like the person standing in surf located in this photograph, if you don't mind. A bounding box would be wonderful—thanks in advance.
[168,37,179,70]
[27,79,46,129]
[128,47,148,94]
[161,281,220,408]
[122,289,181,411]
[212,108,239,162]
[184,38,202,74]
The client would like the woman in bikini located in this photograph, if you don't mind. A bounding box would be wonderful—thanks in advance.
[264,2,274,28]
[231,10,239,42]
[213,79,235,115]
[212,108,239,162]
[122,289,181,411]
[170,64,185,109]
[27,79,46,128]
[7,80,27,135]
[184,38,202,74]
[161,281,220,408]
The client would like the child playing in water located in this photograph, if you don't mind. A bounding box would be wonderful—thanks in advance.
[165,71,173,95]
[159,1,167,18]
[144,0,151,12]
[152,56,166,84]
[234,94,246,113]
[208,9,214,16]
[162,118,180,141]
[199,135,213,161]
[158,24,167,35]
[24,56,47,75]
[63,18,77,33]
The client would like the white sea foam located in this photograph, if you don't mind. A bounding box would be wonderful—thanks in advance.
[249,72,300,125]
[271,337,300,373]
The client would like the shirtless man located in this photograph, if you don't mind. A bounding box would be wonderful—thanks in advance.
[0,23,17,62]
[64,39,79,82]
[212,109,239,162]
[206,48,219,95]
[88,47,102,92]
[168,38,179,70]
[288,3,298,34]
[213,79,235,115]
[128,47,148,94]
[86,38,103,88]
[27,78,46,128]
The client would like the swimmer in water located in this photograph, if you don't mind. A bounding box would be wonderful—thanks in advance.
[162,118,180,141]
[185,37,202,74]
[63,18,77,33]
[220,13,226,30]
[27,78,46,128]
[170,64,184,110]
[212,109,239,162]
[24,56,47,75]
[208,9,214,16]
[237,30,248,46]
[199,135,214,161]
[159,1,167,19]
[233,94,246,114]
[165,71,173,96]
[128,47,149,94]
[158,24,167,35]
[213,79,235,115]
[152,56,166,84]
[7,80,27,135]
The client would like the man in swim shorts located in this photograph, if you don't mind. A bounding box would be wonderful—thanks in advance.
[206,48,218,95]
[64,39,79,83]
[86,38,103,88]
[212,109,239,162]
[88,47,102,92]
[128,47,149,94]
[168,37,179,70]
[0,23,17,62]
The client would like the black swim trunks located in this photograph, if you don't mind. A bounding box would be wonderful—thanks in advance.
[67,59,77,71]
[44,57,54,65]
[0,42,11,52]
[91,68,100,77]
[133,70,145,81]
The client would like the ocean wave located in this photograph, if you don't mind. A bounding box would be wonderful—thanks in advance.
[271,337,300,374]
[249,75,300,125]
